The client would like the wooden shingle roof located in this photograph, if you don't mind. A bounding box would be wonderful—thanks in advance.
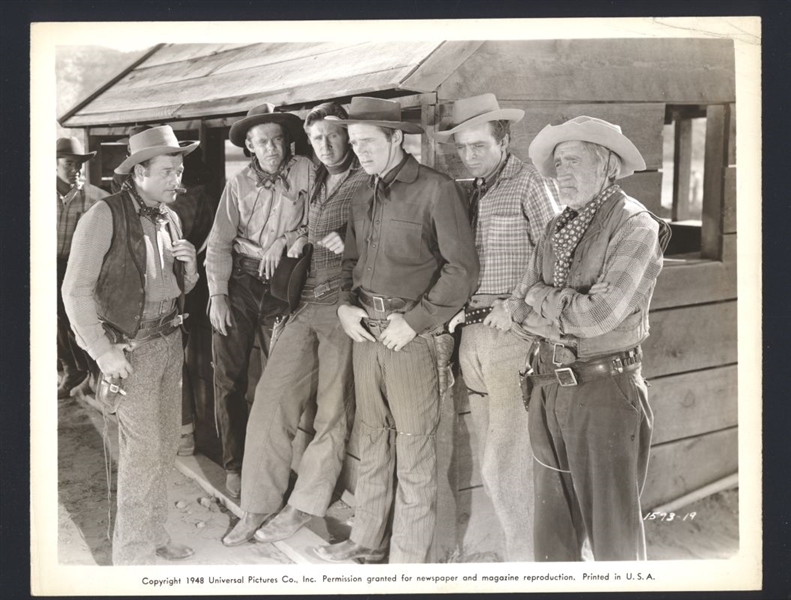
[60,41,482,128]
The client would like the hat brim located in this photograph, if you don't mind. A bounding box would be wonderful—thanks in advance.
[341,119,424,135]
[435,108,525,142]
[114,141,199,175]
[57,151,97,162]
[229,113,305,148]
[528,122,646,179]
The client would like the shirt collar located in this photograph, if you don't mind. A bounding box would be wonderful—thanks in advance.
[368,152,417,189]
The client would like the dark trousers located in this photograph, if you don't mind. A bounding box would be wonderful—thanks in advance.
[57,257,92,375]
[212,268,287,473]
[528,349,653,561]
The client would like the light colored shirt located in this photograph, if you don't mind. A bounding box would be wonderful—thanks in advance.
[205,155,313,296]
[62,200,198,360]
[56,179,109,258]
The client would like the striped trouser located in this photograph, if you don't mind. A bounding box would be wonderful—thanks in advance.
[349,332,440,564]
[112,330,183,565]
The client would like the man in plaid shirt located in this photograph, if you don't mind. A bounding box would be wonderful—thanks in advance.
[56,137,108,399]
[222,102,368,547]
[436,94,560,562]
[505,116,671,561]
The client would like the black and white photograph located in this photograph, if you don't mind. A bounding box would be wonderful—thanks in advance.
[30,16,762,595]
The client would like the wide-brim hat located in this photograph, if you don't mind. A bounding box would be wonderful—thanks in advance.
[436,93,524,142]
[336,97,423,135]
[229,103,305,148]
[528,116,646,179]
[115,125,199,174]
[56,136,96,161]
[270,243,314,313]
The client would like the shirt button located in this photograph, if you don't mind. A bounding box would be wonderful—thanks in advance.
[372,243,377,248]
[375,220,380,225]
[134,315,140,320]
[367,267,371,271]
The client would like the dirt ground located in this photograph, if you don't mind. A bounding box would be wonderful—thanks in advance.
[57,393,739,565]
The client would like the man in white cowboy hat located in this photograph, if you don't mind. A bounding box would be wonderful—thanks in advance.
[205,103,313,498]
[56,136,109,399]
[436,93,560,561]
[313,97,479,564]
[62,125,200,564]
[222,101,369,547]
[503,116,671,561]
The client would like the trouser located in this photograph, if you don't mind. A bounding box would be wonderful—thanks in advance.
[528,348,653,561]
[241,298,354,516]
[459,323,535,561]
[112,329,183,565]
[349,328,440,564]
[57,257,92,376]
[212,268,287,473]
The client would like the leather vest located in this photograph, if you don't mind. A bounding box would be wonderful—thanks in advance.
[95,191,185,338]
[541,190,671,358]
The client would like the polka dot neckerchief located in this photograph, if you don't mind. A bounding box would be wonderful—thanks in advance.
[551,184,620,288]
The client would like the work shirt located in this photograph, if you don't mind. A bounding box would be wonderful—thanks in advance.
[205,155,312,296]
[472,154,559,295]
[340,153,479,334]
[504,186,665,342]
[306,157,369,280]
[56,177,109,259]
[63,197,198,360]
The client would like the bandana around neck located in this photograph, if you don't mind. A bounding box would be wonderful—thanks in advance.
[123,179,165,224]
[251,155,292,191]
[324,151,354,175]
[551,184,620,287]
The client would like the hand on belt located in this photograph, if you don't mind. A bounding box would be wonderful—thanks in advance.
[463,305,493,325]
[529,347,642,388]
[233,253,270,283]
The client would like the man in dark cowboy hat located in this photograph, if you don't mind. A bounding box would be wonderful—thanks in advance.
[436,93,560,561]
[62,125,200,564]
[205,104,313,498]
[222,102,368,547]
[504,116,671,561]
[56,136,108,398]
[313,97,479,564]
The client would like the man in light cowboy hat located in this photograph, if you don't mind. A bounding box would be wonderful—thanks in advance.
[56,136,109,399]
[436,93,560,561]
[313,97,479,564]
[503,116,671,561]
[62,125,200,564]
[221,101,368,547]
[205,103,313,499]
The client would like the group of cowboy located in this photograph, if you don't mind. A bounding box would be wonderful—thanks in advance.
[58,91,669,565]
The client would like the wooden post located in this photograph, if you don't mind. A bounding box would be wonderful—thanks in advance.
[421,102,437,169]
[672,116,693,221]
[701,104,729,260]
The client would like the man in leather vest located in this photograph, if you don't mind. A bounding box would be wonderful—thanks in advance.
[436,94,560,561]
[222,102,368,547]
[504,116,671,561]
[62,126,200,565]
[205,104,312,499]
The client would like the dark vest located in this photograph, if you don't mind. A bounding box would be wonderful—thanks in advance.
[541,189,671,358]
[95,191,185,339]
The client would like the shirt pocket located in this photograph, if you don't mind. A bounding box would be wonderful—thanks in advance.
[384,218,423,259]
[487,214,529,253]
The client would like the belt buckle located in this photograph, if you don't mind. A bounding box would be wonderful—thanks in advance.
[552,343,575,367]
[554,367,578,387]
[373,295,386,313]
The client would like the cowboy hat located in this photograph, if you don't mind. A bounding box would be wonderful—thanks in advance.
[56,137,96,161]
[114,125,199,174]
[270,243,314,313]
[436,94,524,142]
[229,103,305,148]
[335,97,423,135]
[528,116,646,179]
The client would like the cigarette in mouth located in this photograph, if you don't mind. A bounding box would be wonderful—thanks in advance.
[173,187,187,194]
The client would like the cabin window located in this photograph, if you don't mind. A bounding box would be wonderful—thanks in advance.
[660,106,708,256]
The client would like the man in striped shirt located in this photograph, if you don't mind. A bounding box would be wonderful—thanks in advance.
[437,94,560,562]
[504,116,671,561]
[56,137,108,399]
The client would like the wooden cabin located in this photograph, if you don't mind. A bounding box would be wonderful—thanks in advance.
[59,39,738,559]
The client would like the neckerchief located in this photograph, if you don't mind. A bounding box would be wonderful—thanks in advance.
[551,184,620,287]
[324,151,354,175]
[469,152,508,232]
[123,178,166,224]
[250,154,292,191]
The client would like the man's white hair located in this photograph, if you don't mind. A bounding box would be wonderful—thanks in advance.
[581,141,622,183]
